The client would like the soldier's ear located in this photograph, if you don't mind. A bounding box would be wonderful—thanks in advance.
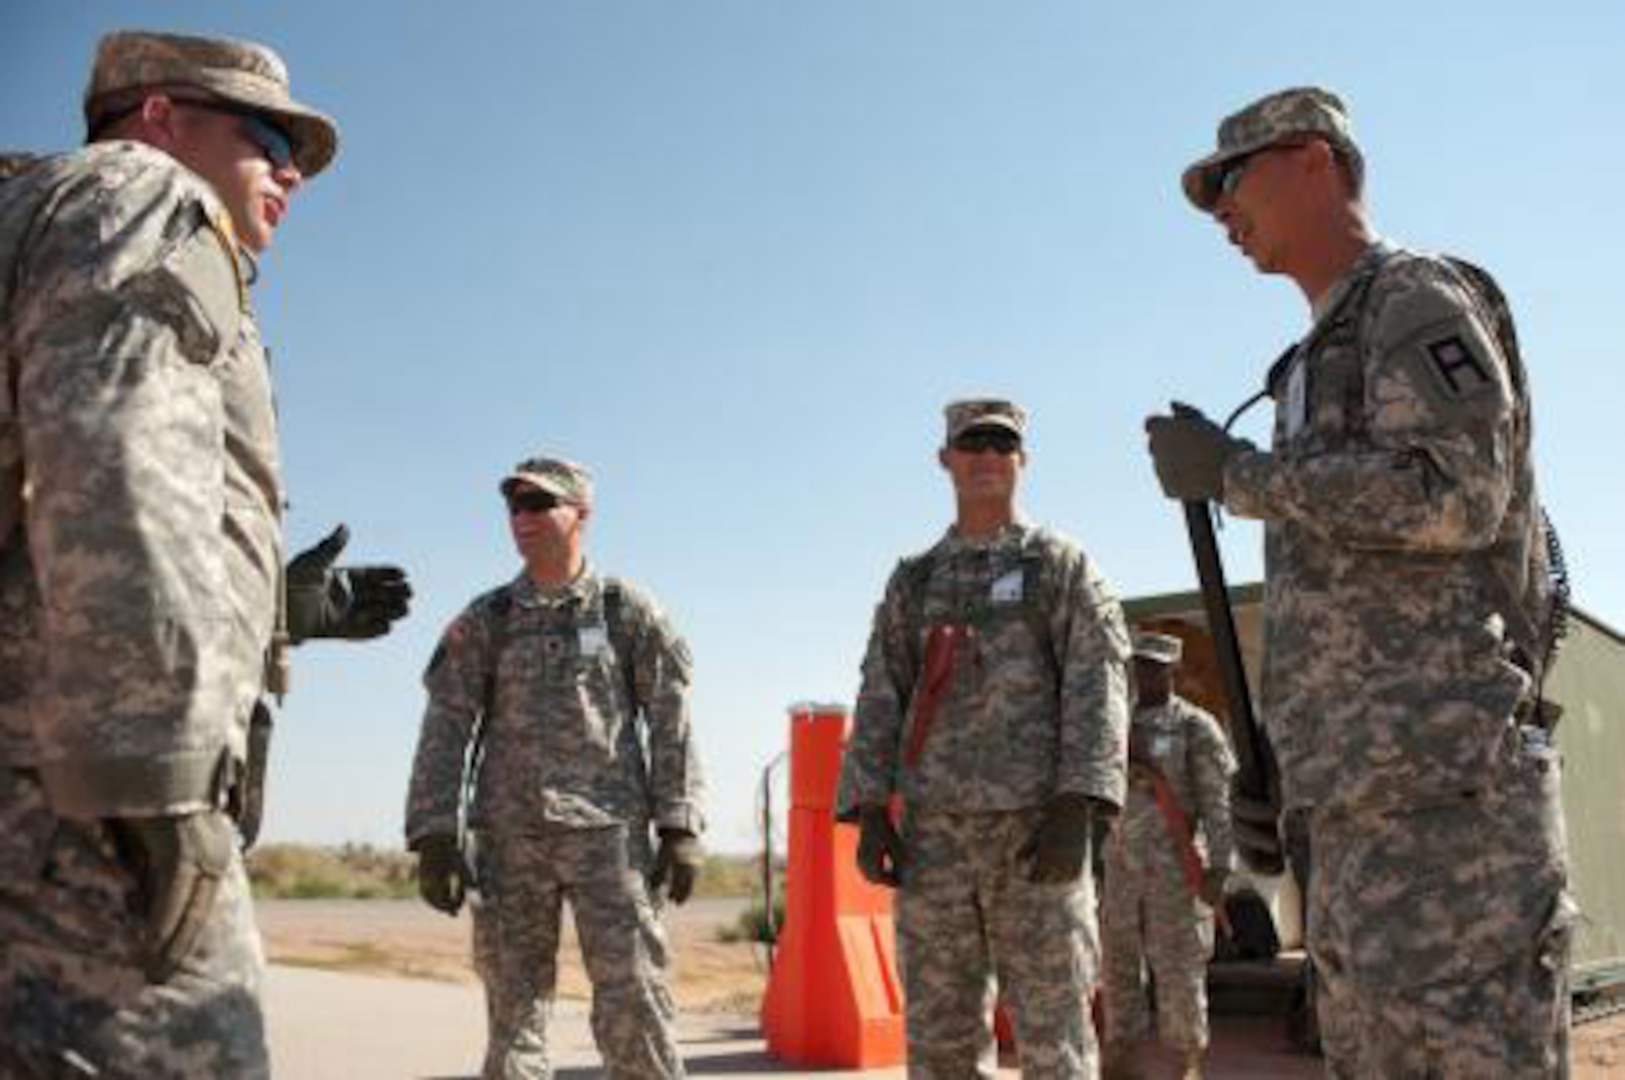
[937,447,951,470]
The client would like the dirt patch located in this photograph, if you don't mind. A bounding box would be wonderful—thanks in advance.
[256,898,768,1013]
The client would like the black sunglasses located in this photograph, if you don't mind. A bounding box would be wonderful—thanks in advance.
[178,100,296,171]
[99,95,298,171]
[506,489,560,515]
[951,428,1022,455]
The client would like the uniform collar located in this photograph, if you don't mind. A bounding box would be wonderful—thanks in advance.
[1309,237,1394,325]
[936,517,1031,557]
[511,561,597,609]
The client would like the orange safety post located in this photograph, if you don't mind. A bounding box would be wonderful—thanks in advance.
[760,702,906,1068]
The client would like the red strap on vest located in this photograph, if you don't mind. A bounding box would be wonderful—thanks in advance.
[903,624,971,767]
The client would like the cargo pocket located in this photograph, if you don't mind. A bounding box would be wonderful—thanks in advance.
[1331,799,1500,991]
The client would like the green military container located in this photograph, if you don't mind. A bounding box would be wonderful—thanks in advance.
[1123,584,1625,995]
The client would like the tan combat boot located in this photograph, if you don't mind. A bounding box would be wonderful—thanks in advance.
[1179,1047,1204,1079]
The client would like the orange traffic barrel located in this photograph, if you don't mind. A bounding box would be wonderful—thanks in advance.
[760,702,906,1068]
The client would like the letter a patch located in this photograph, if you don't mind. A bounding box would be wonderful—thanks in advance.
[1425,335,1492,396]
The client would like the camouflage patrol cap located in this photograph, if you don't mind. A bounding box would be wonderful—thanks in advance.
[501,457,594,507]
[84,30,338,177]
[944,398,1028,443]
[1132,632,1184,665]
[1182,86,1363,213]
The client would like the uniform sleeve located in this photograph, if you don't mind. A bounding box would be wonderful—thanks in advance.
[834,565,916,818]
[404,605,490,844]
[627,588,705,835]
[1224,260,1517,553]
[17,160,250,818]
[1187,706,1238,873]
[1052,545,1132,808]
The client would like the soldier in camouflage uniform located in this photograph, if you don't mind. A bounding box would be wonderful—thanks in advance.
[837,399,1131,1079]
[405,456,704,1080]
[1149,88,1574,1077]
[1100,633,1235,1080]
[0,31,416,1078]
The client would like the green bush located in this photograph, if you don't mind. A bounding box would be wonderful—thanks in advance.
[248,843,416,900]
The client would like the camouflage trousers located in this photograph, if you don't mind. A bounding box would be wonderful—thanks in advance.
[1309,730,1575,1079]
[896,809,1098,1080]
[0,766,267,1079]
[1099,837,1214,1054]
[473,822,684,1080]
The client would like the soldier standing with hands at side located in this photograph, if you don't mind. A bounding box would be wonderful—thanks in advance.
[1147,88,1574,1075]
[406,456,704,1080]
[1100,633,1234,1080]
[838,399,1131,1079]
[0,31,409,1078]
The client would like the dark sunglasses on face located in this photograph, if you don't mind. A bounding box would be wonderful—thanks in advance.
[173,98,296,171]
[506,489,561,515]
[951,429,1022,455]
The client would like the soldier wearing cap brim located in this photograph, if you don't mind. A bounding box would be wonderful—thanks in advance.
[836,399,1131,1078]
[405,455,704,1079]
[0,30,413,1077]
[1100,633,1235,1079]
[1146,88,1573,1074]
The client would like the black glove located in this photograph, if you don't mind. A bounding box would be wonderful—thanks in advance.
[108,810,235,983]
[648,828,702,905]
[286,524,413,643]
[1017,792,1095,884]
[856,805,907,888]
[1145,403,1246,502]
[414,833,467,916]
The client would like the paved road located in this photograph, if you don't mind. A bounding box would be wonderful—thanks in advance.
[266,964,1318,1079]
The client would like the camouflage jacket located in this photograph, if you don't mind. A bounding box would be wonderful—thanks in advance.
[0,142,282,818]
[836,520,1131,816]
[1223,241,1550,814]
[1111,694,1236,874]
[404,566,704,843]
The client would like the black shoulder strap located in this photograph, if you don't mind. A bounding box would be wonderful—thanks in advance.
[1019,530,1063,685]
[600,577,643,714]
[896,551,937,678]
[464,586,515,814]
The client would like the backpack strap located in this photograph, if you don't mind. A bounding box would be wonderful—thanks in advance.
[463,585,515,822]
[1018,530,1063,686]
[600,577,642,715]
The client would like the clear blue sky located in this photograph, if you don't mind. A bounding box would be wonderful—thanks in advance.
[6,3,1622,853]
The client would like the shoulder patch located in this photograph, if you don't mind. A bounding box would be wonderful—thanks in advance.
[1423,334,1493,396]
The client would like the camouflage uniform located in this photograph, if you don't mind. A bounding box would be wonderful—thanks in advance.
[837,517,1131,1079]
[1183,89,1574,1078]
[406,566,703,1080]
[0,32,336,1078]
[1101,694,1235,1056]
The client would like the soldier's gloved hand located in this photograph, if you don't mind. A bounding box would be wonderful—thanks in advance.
[1145,403,1247,502]
[856,805,907,888]
[286,524,413,643]
[649,828,702,905]
[108,810,235,983]
[1018,792,1095,884]
[1199,866,1230,908]
[414,833,467,917]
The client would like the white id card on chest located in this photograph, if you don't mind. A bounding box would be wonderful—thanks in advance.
[1285,359,1309,438]
[1152,734,1174,757]
[989,568,1024,604]
[578,625,610,656]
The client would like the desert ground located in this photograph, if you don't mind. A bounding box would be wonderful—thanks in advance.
[257,898,1625,1077]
